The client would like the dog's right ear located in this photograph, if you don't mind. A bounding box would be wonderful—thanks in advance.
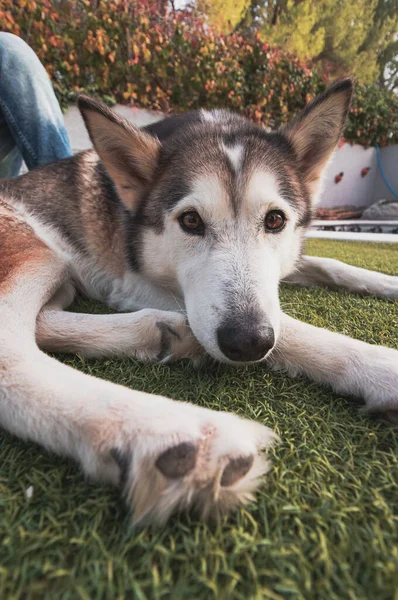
[78,96,160,211]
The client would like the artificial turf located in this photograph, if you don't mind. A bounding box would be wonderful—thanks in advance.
[0,239,397,600]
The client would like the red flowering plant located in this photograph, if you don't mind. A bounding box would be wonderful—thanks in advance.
[1,0,397,146]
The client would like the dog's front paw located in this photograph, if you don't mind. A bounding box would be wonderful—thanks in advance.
[359,346,398,419]
[155,313,203,363]
[383,274,398,300]
[106,397,277,525]
[133,309,203,364]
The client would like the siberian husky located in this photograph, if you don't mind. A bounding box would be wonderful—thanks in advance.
[0,78,397,524]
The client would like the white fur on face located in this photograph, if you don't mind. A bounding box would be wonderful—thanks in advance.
[222,143,243,172]
[200,109,226,123]
[244,171,303,279]
[141,171,304,362]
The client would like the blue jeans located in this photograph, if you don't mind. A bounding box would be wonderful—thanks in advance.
[0,33,72,178]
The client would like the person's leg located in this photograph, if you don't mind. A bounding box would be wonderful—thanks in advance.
[0,116,22,178]
[0,33,72,176]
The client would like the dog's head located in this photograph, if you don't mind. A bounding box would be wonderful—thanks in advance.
[78,80,353,363]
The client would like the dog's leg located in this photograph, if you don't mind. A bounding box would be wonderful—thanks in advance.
[3,321,275,523]
[0,211,275,525]
[268,313,398,419]
[36,308,201,362]
[284,256,398,300]
[45,280,76,310]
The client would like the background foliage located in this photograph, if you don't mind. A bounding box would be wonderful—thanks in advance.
[218,0,398,92]
[0,0,397,147]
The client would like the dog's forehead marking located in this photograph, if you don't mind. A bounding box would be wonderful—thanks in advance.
[200,109,225,123]
[245,170,292,214]
[173,169,294,226]
[181,174,231,219]
[161,117,306,219]
[247,170,280,200]
[222,143,243,173]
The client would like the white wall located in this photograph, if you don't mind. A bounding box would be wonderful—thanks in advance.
[319,143,398,208]
[64,105,162,153]
[374,145,398,202]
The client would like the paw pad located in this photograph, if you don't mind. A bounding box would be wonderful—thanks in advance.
[156,441,197,478]
[220,455,254,487]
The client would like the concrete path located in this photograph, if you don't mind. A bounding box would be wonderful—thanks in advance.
[64,104,163,153]
[306,230,397,243]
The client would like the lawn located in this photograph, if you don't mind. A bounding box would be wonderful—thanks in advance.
[0,239,397,600]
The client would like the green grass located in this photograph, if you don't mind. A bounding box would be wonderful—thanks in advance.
[1,239,398,600]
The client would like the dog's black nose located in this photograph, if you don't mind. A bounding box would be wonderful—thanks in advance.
[217,320,275,362]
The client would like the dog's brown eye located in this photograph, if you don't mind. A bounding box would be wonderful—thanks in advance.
[264,210,286,233]
[179,211,205,235]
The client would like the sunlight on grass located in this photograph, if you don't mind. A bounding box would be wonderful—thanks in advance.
[0,239,397,599]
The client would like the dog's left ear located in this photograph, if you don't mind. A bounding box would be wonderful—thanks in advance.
[78,95,160,211]
[281,78,354,200]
